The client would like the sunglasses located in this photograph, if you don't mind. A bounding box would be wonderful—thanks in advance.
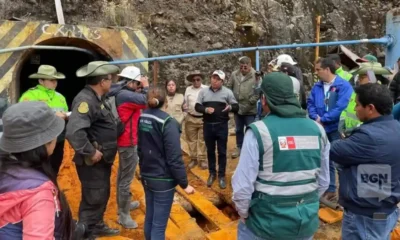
[193,78,202,82]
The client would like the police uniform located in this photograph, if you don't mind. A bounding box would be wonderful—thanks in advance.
[66,61,120,238]
[19,65,68,175]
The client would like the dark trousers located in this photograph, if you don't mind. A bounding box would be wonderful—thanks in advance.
[50,140,65,175]
[142,179,175,240]
[76,160,112,232]
[234,114,256,149]
[327,131,341,193]
[204,122,228,177]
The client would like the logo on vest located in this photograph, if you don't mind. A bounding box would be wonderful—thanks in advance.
[278,136,319,150]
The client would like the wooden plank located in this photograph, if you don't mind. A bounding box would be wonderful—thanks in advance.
[206,221,238,240]
[175,187,232,230]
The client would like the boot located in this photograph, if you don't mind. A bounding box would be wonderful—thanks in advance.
[72,222,87,240]
[199,160,208,170]
[231,148,240,159]
[118,198,138,229]
[130,200,140,210]
[219,177,226,189]
[188,159,198,169]
[207,174,216,187]
[91,222,119,237]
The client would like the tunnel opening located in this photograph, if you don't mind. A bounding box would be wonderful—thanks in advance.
[13,37,112,108]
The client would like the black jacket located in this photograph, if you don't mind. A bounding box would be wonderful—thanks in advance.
[66,86,118,165]
[138,108,188,189]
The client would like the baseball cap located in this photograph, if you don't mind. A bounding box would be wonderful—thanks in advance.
[118,66,142,81]
[212,70,225,80]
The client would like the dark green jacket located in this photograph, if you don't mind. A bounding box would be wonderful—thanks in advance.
[226,68,258,115]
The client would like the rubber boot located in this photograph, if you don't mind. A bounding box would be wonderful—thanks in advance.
[118,198,138,229]
[130,200,140,210]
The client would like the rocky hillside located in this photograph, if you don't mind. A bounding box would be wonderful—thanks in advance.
[1,0,399,91]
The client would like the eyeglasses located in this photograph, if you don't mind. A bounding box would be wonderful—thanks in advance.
[240,66,248,70]
[193,78,202,82]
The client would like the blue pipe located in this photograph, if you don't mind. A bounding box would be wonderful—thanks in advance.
[255,50,260,71]
[109,36,393,65]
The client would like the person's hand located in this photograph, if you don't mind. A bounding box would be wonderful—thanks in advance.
[184,185,195,194]
[316,116,323,126]
[241,218,246,224]
[91,150,103,163]
[183,103,188,111]
[205,107,215,114]
[140,76,149,88]
[222,104,231,112]
[55,111,67,120]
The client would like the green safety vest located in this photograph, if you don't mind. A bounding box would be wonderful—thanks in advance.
[246,114,326,239]
[336,67,352,81]
[340,92,361,133]
[19,85,68,112]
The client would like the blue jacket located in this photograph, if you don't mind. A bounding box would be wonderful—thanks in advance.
[392,102,400,121]
[137,108,188,190]
[330,115,400,217]
[307,76,353,133]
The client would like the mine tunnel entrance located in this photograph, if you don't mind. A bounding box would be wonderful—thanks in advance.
[14,37,112,109]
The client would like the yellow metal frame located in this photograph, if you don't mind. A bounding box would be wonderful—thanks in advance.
[0,20,148,100]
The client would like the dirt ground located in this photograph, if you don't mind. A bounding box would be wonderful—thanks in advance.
[58,136,400,240]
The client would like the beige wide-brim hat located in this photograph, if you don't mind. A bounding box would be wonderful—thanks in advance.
[186,70,205,81]
[350,62,392,75]
[28,65,65,79]
[76,61,120,78]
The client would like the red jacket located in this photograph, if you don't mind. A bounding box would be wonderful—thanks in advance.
[117,102,146,146]
[109,84,147,147]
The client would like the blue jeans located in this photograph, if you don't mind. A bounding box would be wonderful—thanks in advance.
[237,221,313,240]
[327,131,341,193]
[234,114,256,149]
[342,209,399,240]
[143,184,175,240]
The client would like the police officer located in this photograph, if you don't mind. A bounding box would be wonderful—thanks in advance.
[19,65,68,175]
[66,61,120,239]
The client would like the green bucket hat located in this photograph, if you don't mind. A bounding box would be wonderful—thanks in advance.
[260,72,306,118]
[350,62,392,75]
[28,65,65,79]
[76,61,120,78]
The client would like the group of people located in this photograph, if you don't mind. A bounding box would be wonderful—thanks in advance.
[0,49,399,240]
[232,54,400,240]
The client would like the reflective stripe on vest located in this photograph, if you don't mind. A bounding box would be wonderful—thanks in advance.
[249,116,323,196]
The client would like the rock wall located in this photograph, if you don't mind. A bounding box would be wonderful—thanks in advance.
[1,0,399,91]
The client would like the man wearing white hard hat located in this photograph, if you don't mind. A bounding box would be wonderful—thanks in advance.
[108,66,149,229]
[271,54,307,109]
[195,70,239,189]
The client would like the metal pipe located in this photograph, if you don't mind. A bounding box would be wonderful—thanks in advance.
[153,61,159,86]
[0,45,95,56]
[255,50,260,71]
[110,36,393,65]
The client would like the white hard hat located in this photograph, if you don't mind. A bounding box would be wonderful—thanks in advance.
[276,54,297,67]
[212,70,226,80]
[118,66,142,81]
